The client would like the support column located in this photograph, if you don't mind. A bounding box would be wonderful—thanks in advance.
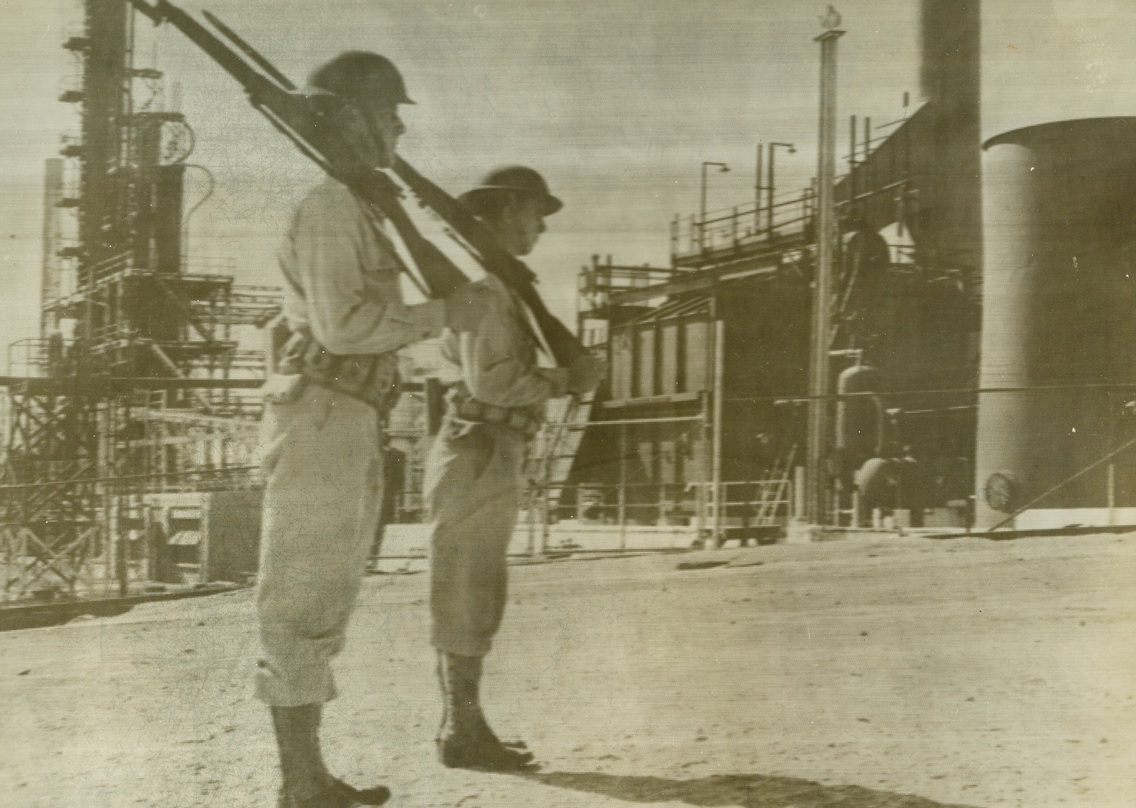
[806,17,844,526]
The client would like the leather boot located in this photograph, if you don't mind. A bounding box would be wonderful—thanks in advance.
[271,705,391,807]
[436,652,536,771]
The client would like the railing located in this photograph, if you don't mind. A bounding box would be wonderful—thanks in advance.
[182,256,237,276]
[563,479,790,530]
[696,479,793,529]
[201,283,283,327]
[6,339,52,378]
[577,259,684,316]
[671,186,815,264]
[91,321,138,348]
[87,252,133,284]
[579,263,684,295]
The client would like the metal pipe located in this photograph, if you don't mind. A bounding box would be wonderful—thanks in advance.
[618,422,628,546]
[696,392,708,541]
[755,141,763,231]
[711,318,726,545]
[699,161,729,252]
[767,142,796,236]
[863,115,872,196]
[807,20,844,526]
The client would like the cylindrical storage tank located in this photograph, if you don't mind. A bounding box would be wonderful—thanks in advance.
[975,117,1136,529]
[835,364,883,478]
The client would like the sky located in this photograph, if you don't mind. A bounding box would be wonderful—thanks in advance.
[4,1,1136,367]
[4,0,1131,365]
[0,0,932,364]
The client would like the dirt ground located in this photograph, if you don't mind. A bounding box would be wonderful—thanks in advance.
[1,530,1134,808]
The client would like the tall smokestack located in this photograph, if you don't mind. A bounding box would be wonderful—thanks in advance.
[917,0,982,283]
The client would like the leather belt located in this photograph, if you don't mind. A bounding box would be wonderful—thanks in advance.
[446,383,542,438]
[276,326,401,414]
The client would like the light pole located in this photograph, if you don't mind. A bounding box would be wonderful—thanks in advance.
[754,142,763,231]
[700,161,729,252]
[767,142,796,236]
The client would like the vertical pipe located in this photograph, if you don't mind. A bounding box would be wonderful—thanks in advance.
[540,484,550,555]
[695,393,708,544]
[766,154,775,237]
[755,142,763,231]
[618,422,628,548]
[1107,463,1116,526]
[699,164,707,253]
[526,487,536,557]
[112,495,126,596]
[807,23,844,526]
[794,465,806,520]
[711,318,725,546]
[863,116,872,195]
[41,159,64,339]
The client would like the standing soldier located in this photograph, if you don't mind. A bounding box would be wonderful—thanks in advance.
[425,166,604,771]
[255,52,490,808]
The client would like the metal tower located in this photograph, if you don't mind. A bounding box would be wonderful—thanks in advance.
[2,0,280,602]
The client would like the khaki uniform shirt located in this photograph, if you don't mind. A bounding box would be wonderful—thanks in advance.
[440,273,568,409]
[279,176,445,354]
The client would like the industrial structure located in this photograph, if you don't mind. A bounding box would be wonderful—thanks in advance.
[0,0,281,603]
[570,3,979,542]
[568,0,1136,540]
[6,0,1136,607]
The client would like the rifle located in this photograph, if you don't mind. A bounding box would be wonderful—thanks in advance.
[392,158,586,363]
[128,0,586,366]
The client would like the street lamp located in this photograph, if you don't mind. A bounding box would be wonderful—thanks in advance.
[767,142,796,236]
[700,161,729,252]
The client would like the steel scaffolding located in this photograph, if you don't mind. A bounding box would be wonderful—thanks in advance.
[1,0,280,602]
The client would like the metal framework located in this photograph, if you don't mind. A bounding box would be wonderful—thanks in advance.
[1,0,281,602]
[571,22,979,541]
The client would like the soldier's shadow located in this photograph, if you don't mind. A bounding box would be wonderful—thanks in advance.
[520,770,979,808]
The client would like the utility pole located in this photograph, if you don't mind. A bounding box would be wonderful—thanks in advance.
[755,141,763,232]
[700,161,729,252]
[767,142,796,237]
[806,7,844,526]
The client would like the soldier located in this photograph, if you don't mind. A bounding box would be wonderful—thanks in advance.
[255,52,490,808]
[425,166,603,771]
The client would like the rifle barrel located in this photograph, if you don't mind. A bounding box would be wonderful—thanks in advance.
[202,9,298,91]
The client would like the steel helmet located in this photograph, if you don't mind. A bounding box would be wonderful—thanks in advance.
[458,165,563,216]
[307,51,415,107]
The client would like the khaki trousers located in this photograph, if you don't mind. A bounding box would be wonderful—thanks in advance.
[426,421,525,659]
[254,380,384,706]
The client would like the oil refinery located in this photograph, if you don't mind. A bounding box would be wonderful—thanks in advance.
[3,0,1136,614]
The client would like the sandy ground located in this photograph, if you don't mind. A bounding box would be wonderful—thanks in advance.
[1,531,1134,808]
